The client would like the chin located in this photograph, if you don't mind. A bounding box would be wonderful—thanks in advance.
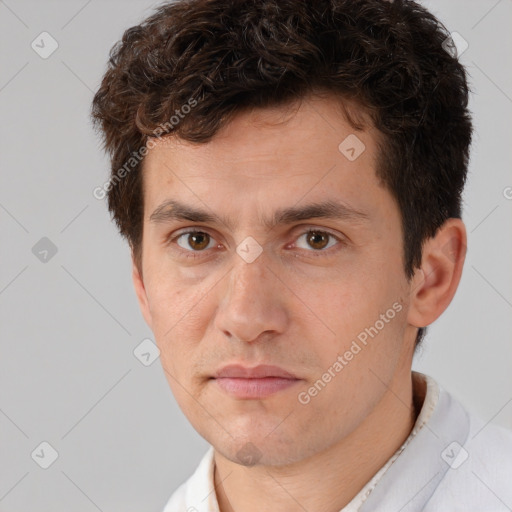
[205,423,320,468]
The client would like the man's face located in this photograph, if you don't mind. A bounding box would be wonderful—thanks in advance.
[135,94,417,466]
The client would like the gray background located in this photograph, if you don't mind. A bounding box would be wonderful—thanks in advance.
[0,0,511,510]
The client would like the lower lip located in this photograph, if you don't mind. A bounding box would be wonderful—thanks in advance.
[213,377,300,399]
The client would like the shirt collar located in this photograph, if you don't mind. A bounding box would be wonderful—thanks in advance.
[341,371,439,511]
[359,371,470,511]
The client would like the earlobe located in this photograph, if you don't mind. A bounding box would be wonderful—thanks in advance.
[132,259,153,329]
[407,218,467,329]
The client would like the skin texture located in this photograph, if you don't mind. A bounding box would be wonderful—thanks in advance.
[132,93,467,512]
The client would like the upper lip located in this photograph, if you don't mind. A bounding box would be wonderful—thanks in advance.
[213,364,299,379]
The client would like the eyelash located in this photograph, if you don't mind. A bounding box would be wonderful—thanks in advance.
[165,228,345,260]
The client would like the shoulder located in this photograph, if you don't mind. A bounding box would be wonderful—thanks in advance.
[464,412,512,483]
[162,481,187,512]
[161,446,216,512]
[425,391,512,511]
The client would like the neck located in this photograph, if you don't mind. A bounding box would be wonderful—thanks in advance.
[214,369,422,512]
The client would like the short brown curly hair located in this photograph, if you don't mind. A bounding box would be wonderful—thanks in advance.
[91,0,473,346]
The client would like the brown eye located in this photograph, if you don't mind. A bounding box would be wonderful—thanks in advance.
[294,230,339,252]
[176,231,214,251]
[306,231,330,250]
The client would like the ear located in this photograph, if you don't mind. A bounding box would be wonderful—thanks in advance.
[407,218,467,329]
[132,258,153,329]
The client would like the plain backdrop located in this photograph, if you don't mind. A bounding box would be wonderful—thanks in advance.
[0,0,511,510]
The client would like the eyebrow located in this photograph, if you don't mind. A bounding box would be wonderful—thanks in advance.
[149,199,370,231]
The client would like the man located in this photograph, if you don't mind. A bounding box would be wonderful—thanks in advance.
[91,0,512,510]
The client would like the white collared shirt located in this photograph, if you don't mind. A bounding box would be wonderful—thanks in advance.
[163,372,512,511]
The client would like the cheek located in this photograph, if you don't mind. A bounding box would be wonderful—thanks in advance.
[300,271,379,334]
[306,269,407,367]
[296,303,408,438]
[144,277,209,365]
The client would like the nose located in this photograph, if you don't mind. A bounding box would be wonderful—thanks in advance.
[214,249,288,343]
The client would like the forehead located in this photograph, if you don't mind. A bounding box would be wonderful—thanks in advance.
[146,93,377,163]
[140,94,388,225]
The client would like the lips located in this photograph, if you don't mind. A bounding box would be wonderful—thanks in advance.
[213,364,298,379]
[211,364,301,399]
